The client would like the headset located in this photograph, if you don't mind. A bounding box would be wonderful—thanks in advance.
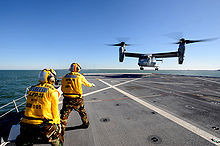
[70,63,81,72]
[39,68,57,83]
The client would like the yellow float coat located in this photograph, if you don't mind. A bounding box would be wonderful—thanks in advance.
[21,83,60,125]
[61,72,93,98]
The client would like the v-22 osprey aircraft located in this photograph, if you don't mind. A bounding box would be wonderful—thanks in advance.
[110,38,215,70]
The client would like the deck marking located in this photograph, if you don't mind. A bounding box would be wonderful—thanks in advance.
[99,79,220,146]
[84,78,140,97]
[58,78,140,104]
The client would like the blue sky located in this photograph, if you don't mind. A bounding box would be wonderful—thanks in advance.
[0,0,220,70]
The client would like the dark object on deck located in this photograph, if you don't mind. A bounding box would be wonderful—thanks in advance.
[0,111,24,142]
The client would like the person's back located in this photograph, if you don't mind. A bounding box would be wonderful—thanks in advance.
[21,82,60,125]
[16,68,62,146]
[61,71,93,98]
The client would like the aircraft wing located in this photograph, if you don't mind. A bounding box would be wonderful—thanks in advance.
[152,51,178,58]
[124,52,146,58]
[124,51,178,59]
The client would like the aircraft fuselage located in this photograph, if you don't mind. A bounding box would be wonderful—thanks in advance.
[138,57,157,67]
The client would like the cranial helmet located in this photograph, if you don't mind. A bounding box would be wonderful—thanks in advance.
[70,63,81,72]
[38,68,57,83]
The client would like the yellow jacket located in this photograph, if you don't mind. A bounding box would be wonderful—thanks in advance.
[61,72,93,98]
[21,83,60,125]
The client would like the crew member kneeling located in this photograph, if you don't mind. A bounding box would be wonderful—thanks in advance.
[16,69,63,146]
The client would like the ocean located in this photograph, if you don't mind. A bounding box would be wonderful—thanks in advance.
[0,69,220,115]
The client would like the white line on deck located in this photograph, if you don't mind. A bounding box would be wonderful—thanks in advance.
[98,79,220,146]
[84,78,140,97]
[58,78,140,104]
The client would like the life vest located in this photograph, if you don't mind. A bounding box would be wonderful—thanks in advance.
[61,72,93,98]
[21,83,60,125]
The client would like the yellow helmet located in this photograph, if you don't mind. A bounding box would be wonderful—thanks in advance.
[69,63,81,72]
[38,68,57,83]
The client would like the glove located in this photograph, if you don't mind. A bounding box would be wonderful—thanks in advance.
[91,83,95,87]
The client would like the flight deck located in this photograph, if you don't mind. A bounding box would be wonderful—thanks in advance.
[44,73,219,145]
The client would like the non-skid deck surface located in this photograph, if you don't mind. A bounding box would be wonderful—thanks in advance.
[38,73,220,146]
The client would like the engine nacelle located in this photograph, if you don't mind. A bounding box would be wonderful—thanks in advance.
[178,52,184,64]
[178,44,185,64]
[119,47,125,62]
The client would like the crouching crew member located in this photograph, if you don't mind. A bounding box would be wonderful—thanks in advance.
[60,63,95,138]
[16,69,63,146]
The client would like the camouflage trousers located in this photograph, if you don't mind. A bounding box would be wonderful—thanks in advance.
[60,97,89,127]
[15,123,62,146]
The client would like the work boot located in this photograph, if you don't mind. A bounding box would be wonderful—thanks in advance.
[80,121,89,129]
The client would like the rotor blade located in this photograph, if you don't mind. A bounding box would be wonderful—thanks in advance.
[185,38,218,44]
[172,42,180,44]
[106,44,120,46]
[107,43,132,46]
[106,42,124,46]
[114,43,123,46]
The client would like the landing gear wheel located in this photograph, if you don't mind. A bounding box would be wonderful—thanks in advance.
[140,67,144,70]
[155,67,158,71]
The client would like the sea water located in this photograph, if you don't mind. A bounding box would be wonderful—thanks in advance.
[0,69,220,115]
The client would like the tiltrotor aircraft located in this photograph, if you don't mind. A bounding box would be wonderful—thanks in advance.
[110,38,216,70]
